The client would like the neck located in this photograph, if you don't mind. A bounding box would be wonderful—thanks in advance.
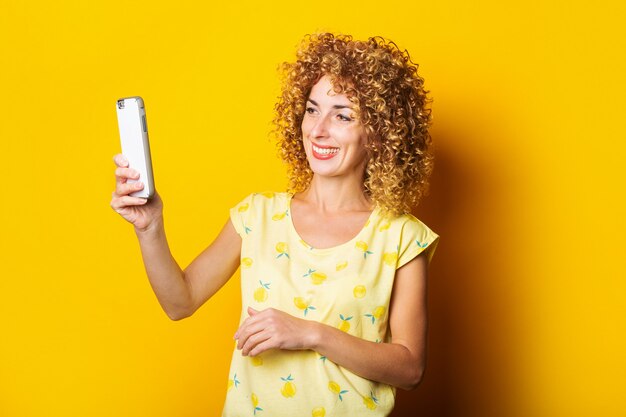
[297,173,372,213]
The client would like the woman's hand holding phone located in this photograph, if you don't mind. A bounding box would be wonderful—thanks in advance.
[110,153,163,233]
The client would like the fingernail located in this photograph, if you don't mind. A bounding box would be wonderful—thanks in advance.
[136,182,143,188]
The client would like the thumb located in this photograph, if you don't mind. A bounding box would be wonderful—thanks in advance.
[247,306,259,316]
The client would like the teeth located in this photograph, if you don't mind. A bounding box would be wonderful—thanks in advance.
[313,144,339,155]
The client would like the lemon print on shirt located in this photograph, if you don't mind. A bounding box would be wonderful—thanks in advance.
[251,356,263,366]
[236,200,249,233]
[382,252,398,267]
[356,241,374,258]
[227,373,240,391]
[312,407,326,417]
[252,393,263,415]
[254,281,271,302]
[338,314,353,332]
[276,242,290,258]
[260,192,275,198]
[272,210,289,221]
[303,268,327,285]
[294,297,316,316]
[378,222,390,232]
[353,285,367,298]
[336,261,348,271]
[363,391,379,410]
[280,374,296,398]
[328,381,349,401]
[365,306,386,324]
[241,257,253,268]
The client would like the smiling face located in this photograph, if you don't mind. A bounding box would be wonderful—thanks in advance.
[301,75,369,180]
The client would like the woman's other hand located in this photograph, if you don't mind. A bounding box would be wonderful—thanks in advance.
[234,307,319,357]
[110,153,163,233]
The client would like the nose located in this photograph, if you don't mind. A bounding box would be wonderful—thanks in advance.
[308,114,330,139]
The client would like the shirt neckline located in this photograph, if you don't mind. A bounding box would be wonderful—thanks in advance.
[286,192,379,254]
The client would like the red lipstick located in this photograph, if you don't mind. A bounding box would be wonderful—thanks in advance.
[311,143,339,160]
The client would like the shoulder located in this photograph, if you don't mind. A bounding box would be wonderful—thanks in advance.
[399,213,437,237]
[232,191,290,209]
[230,191,291,237]
[379,211,437,238]
[230,191,291,219]
[392,212,440,267]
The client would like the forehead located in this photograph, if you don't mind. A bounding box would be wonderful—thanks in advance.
[308,75,354,105]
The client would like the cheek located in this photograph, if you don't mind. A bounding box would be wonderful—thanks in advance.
[350,131,369,160]
[343,128,367,148]
[301,118,313,137]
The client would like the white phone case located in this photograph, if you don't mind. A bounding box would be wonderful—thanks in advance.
[116,96,155,199]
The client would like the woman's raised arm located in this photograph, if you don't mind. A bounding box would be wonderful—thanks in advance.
[110,153,241,320]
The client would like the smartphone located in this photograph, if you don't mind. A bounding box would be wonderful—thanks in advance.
[116,96,155,199]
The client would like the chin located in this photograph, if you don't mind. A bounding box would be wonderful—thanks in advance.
[307,156,338,176]
[309,165,337,178]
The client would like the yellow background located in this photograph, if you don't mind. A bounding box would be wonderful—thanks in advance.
[1,0,624,416]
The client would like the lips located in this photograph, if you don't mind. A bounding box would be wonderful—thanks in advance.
[311,143,339,160]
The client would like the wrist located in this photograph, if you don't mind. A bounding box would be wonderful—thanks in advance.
[306,320,325,351]
[134,216,164,238]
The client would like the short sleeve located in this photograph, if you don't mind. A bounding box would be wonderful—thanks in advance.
[396,216,440,269]
[229,193,256,238]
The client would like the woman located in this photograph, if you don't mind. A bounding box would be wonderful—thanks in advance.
[110,33,439,416]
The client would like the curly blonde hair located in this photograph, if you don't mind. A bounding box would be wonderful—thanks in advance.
[273,32,434,217]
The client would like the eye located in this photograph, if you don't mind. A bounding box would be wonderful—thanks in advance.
[337,114,353,122]
[305,106,317,115]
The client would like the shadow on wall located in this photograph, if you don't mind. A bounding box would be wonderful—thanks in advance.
[391,132,519,417]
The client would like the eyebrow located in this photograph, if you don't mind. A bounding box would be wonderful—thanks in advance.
[307,98,353,110]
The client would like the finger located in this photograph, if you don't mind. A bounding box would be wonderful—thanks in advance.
[241,329,272,356]
[111,195,148,212]
[115,179,143,196]
[236,319,269,349]
[115,167,140,180]
[116,180,144,197]
[248,339,275,357]
[248,306,259,316]
[113,154,129,168]
[234,310,263,339]
[115,167,140,187]
[234,316,252,340]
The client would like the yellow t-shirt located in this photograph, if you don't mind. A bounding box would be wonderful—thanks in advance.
[222,192,439,417]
